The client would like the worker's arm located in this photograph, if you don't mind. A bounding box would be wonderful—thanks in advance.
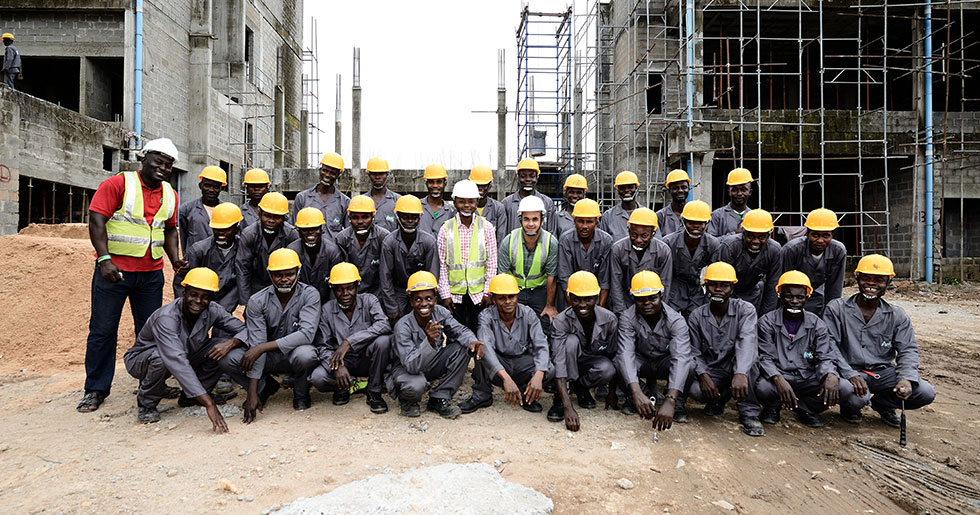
[164,226,188,275]
[88,212,123,283]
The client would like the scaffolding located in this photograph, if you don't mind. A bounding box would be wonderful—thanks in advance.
[302,17,324,168]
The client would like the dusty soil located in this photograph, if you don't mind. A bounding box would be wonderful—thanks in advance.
[0,226,978,514]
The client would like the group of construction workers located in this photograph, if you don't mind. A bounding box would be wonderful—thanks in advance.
[78,138,935,439]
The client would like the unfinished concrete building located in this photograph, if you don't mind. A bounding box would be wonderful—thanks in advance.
[0,0,308,234]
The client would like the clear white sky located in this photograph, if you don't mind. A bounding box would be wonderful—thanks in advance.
[304,0,576,170]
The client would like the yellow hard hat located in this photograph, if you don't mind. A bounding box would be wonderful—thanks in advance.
[740,209,774,233]
[628,207,659,228]
[630,270,665,297]
[209,202,243,229]
[681,200,711,222]
[488,274,520,295]
[394,194,424,215]
[567,271,601,297]
[198,165,227,186]
[365,157,390,173]
[294,207,326,228]
[328,262,362,285]
[424,164,448,180]
[320,152,344,170]
[243,168,270,184]
[347,195,377,214]
[267,248,301,271]
[776,270,813,296]
[470,165,493,184]
[615,171,640,187]
[406,271,438,293]
[854,254,895,277]
[181,267,220,292]
[804,208,839,231]
[564,174,588,191]
[726,168,754,186]
[517,158,541,174]
[703,262,738,284]
[258,192,289,215]
[571,198,602,219]
[665,169,691,186]
[2,33,13,40]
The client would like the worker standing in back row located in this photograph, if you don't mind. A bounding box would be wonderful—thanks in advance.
[174,203,243,322]
[379,195,440,324]
[502,158,556,235]
[608,208,673,313]
[291,152,350,237]
[655,169,691,237]
[781,208,846,316]
[716,209,782,315]
[421,164,455,238]
[365,157,401,233]
[497,196,560,336]
[557,199,613,308]
[180,166,226,252]
[662,200,719,318]
[287,207,345,304]
[2,33,22,89]
[599,171,641,241]
[236,192,299,306]
[334,195,389,297]
[470,166,507,244]
[708,168,754,237]
[240,168,270,230]
[553,174,588,240]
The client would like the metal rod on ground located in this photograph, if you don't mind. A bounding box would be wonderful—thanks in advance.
[900,398,907,447]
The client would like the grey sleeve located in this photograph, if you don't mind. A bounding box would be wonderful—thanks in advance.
[425,237,440,277]
[557,237,573,291]
[609,249,627,312]
[688,316,709,376]
[477,311,503,375]
[812,320,838,379]
[706,213,722,238]
[235,234,254,306]
[756,314,781,380]
[393,320,424,375]
[155,314,208,398]
[213,307,247,342]
[733,303,759,376]
[658,245,674,299]
[275,288,321,353]
[497,234,512,275]
[442,310,477,348]
[666,314,693,392]
[825,246,846,304]
[550,315,570,379]
[348,297,392,350]
[822,301,859,379]
[244,300,268,379]
[892,309,921,383]
[378,239,398,316]
[614,315,640,385]
[780,241,797,273]
[316,303,334,350]
[527,314,550,373]
[289,194,303,224]
[761,247,782,314]
[544,235,559,276]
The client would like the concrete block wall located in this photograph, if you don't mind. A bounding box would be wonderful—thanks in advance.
[141,0,193,155]
[0,10,125,48]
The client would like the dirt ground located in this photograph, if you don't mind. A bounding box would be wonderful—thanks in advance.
[0,226,978,514]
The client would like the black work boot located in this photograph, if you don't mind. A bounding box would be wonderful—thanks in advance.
[874,407,901,428]
[760,406,780,425]
[703,401,725,416]
[573,382,596,409]
[673,404,690,423]
[740,415,765,437]
[332,389,351,406]
[840,407,862,424]
[399,399,420,417]
[459,396,492,414]
[259,378,281,406]
[366,392,388,414]
[547,395,564,422]
[795,409,825,428]
[138,406,161,424]
[426,397,461,419]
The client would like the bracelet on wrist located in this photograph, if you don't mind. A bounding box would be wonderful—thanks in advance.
[96,255,112,265]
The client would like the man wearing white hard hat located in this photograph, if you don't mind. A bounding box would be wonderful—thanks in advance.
[436,180,498,332]
[78,137,187,413]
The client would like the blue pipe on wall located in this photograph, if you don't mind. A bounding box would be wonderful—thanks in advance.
[924,1,934,282]
[134,0,143,141]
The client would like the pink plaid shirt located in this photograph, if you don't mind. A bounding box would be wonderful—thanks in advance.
[437,213,498,304]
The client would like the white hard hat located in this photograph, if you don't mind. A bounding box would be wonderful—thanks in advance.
[141,138,179,163]
[517,195,546,214]
[451,179,480,199]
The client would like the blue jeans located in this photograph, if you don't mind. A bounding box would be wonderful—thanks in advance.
[3,71,15,89]
[84,266,164,395]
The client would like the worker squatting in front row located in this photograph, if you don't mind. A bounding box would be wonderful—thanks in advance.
[83,146,935,438]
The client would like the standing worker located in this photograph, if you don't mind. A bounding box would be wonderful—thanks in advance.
[608,208,673,313]
[780,208,846,316]
[2,33,22,89]
[470,165,507,244]
[334,195,389,297]
[291,152,350,237]
[287,207,345,304]
[662,200,720,318]
[502,158,556,235]
[707,168,754,237]
[365,157,401,233]
[557,199,613,307]
[379,195,440,324]
[78,137,186,413]
[235,192,299,306]
[240,168,270,230]
[174,202,244,319]
[599,171,641,242]
[716,209,782,315]
[553,174,588,240]
[497,196,560,336]
[420,164,455,238]
[655,169,691,237]
[179,165,226,252]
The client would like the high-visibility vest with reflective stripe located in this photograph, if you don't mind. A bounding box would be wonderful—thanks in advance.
[509,228,552,290]
[445,216,487,296]
[105,171,176,259]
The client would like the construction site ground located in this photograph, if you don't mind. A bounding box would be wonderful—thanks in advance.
[0,225,978,514]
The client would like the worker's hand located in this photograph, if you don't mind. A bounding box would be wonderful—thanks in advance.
[441,299,454,313]
[564,405,581,432]
[523,371,545,404]
[502,376,522,406]
[848,375,869,398]
[242,389,262,424]
[820,374,840,407]
[654,397,676,431]
[205,338,238,362]
[99,259,123,283]
[633,392,656,419]
[773,375,797,410]
[468,341,485,360]
[329,341,350,371]
[540,305,559,323]
[731,373,749,401]
[604,387,620,410]
[206,403,229,434]
[172,259,189,276]
[424,319,443,346]
[17,73,24,80]
[699,373,720,401]
[240,346,264,374]
[894,379,913,400]
[334,365,352,391]
[481,296,493,308]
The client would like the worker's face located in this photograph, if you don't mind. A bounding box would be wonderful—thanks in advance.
[742,229,769,253]
[705,280,734,304]
[455,197,477,218]
[212,224,238,248]
[856,273,889,300]
[565,187,585,206]
[683,219,707,239]
[141,152,175,184]
[298,226,323,247]
[199,178,223,203]
[349,212,374,235]
[368,171,388,191]
[729,183,751,206]
[319,165,341,188]
[270,267,299,293]
[634,292,663,317]
[332,281,358,310]
[668,181,690,203]
[476,182,492,199]
[246,183,269,201]
[521,210,543,236]
[2,39,11,46]
[182,286,214,316]
[259,210,285,233]
[779,285,809,314]
[493,293,519,317]
[574,216,598,240]
[410,289,437,318]
[629,223,655,251]
[426,178,445,198]
[518,170,538,192]
[397,212,420,233]
[567,293,598,320]
[617,183,637,202]
[807,229,833,254]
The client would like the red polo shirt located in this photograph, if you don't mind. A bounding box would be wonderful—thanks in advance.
[89,173,179,272]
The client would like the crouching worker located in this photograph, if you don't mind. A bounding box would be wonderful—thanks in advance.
[460,274,554,414]
[124,268,245,432]
[549,271,620,432]
[311,263,391,413]
[686,262,765,436]
[755,271,841,428]
[824,254,936,427]
[615,271,693,430]
[219,248,320,420]
[387,271,484,419]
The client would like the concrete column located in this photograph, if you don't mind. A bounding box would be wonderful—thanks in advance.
[911,13,926,280]
[496,49,506,201]
[187,0,214,199]
[123,7,135,134]
[300,109,309,168]
[335,73,342,154]
[78,57,90,117]
[275,86,284,167]
[352,47,362,194]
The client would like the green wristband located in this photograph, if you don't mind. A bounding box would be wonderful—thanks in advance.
[96,255,112,264]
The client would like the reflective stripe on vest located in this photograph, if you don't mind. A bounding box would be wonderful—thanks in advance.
[510,228,551,290]
[105,171,176,259]
[445,216,487,295]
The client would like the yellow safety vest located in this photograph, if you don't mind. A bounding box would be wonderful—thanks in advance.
[445,216,487,296]
[509,228,551,290]
[105,171,176,259]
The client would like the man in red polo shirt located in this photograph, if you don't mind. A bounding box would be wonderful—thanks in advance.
[78,138,188,413]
